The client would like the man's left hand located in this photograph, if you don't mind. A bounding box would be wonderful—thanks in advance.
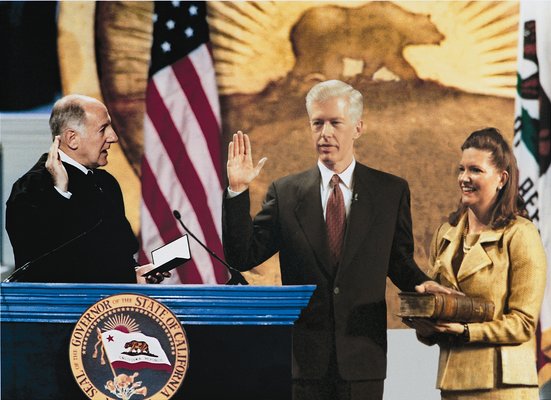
[415,281,464,296]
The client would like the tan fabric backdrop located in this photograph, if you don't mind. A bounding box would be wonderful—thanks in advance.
[57,1,519,328]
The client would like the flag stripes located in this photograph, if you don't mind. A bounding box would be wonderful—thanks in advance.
[140,2,227,284]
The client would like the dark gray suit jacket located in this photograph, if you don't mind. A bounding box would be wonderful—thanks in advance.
[222,162,429,380]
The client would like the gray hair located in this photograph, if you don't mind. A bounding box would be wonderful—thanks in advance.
[48,95,89,138]
[305,80,363,122]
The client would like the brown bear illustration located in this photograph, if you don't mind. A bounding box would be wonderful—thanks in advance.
[290,2,444,81]
[124,340,150,355]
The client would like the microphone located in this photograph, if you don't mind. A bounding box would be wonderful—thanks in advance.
[3,218,103,283]
[352,193,359,203]
[172,210,248,285]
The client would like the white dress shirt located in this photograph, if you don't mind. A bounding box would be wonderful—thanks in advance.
[318,159,355,220]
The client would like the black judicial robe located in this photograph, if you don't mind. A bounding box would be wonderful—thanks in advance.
[6,153,138,283]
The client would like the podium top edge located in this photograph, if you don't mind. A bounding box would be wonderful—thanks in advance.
[0,282,316,291]
[0,283,316,325]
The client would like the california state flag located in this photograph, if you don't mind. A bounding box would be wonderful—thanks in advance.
[101,329,172,372]
[514,0,551,392]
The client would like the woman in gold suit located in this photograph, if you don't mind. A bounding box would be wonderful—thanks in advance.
[405,127,546,400]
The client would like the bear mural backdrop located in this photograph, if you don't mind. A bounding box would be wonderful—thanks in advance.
[290,3,445,81]
[55,1,519,327]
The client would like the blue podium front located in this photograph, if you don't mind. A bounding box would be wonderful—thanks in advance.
[1,283,315,400]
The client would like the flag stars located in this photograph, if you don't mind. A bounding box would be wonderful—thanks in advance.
[148,3,208,76]
[161,41,171,53]
[107,335,114,342]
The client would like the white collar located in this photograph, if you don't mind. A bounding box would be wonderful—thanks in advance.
[318,158,355,190]
[58,150,90,175]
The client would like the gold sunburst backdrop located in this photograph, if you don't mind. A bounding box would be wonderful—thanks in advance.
[206,1,519,291]
[209,1,518,96]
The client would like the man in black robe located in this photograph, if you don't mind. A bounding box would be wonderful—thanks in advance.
[6,94,155,283]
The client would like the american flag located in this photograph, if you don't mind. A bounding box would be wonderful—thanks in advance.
[140,1,228,284]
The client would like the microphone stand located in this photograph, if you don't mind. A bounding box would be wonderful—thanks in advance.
[172,210,248,285]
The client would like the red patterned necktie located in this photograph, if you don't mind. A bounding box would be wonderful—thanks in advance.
[326,174,346,266]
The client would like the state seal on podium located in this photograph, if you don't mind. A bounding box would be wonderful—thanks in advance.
[69,293,189,399]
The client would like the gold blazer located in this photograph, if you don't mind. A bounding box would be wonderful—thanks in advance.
[427,214,547,390]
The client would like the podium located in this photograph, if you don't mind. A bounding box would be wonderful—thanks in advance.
[1,283,315,400]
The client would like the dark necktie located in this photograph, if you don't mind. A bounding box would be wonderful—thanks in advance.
[326,174,346,266]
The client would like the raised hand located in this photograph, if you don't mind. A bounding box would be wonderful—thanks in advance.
[45,136,69,192]
[227,131,267,192]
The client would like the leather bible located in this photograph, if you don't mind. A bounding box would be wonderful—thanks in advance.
[398,292,495,323]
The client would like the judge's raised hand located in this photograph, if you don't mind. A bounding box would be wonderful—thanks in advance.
[227,131,267,193]
[45,136,69,192]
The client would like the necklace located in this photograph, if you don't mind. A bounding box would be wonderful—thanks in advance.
[462,222,480,253]
[463,234,472,253]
